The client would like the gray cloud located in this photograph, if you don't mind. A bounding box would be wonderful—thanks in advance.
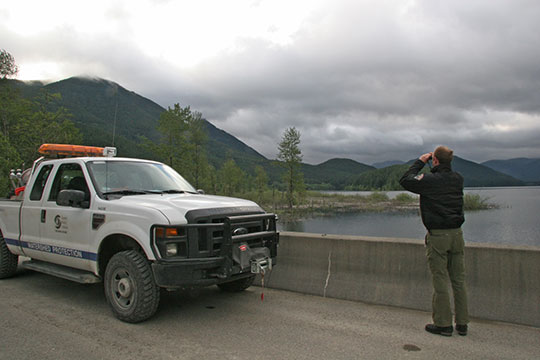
[2,0,540,165]
[175,0,540,164]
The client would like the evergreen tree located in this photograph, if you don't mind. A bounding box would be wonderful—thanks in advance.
[219,159,244,196]
[153,104,210,188]
[255,165,268,203]
[185,111,208,189]
[12,89,82,165]
[0,133,22,196]
[155,103,191,168]
[277,127,305,209]
[204,164,218,194]
[0,52,81,167]
[0,49,18,79]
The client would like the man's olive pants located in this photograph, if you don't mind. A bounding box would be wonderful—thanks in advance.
[426,228,469,327]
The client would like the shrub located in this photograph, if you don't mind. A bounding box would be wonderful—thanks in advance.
[463,193,495,210]
[367,191,389,202]
[394,193,415,203]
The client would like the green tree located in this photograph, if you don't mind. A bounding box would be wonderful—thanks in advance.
[184,111,208,189]
[0,82,32,142]
[152,104,210,188]
[13,89,82,165]
[0,133,22,196]
[277,127,305,209]
[155,103,191,168]
[219,159,244,196]
[204,164,218,194]
[1,59,81,167]
[255,165,269,203]
[0,49,18,79]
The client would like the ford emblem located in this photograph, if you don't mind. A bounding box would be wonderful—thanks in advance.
[233,227,248,236]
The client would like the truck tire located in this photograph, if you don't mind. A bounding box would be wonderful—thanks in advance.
[217,275,255,292]
[104,250,160,323]
[0,233,18,279]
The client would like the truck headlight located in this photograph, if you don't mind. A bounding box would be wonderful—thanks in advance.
[166,243,178,257]
[153,226,188,259]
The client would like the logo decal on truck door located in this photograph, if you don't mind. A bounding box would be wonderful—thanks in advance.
[54,215,68,233]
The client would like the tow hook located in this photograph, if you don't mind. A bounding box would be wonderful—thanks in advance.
[250,257,271,302]
[250,257,272,274]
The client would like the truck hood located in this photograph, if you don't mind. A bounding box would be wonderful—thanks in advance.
[111,193,262,224]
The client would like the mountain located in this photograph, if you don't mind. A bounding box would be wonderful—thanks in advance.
[302,158,375,189]
[349,156,524,190]
[482,158,540,183]
[350,163,411,190]
[203,120,267,170]
[14,76,267,168]
[9,76,529,189]
[452,157,524,187]
[372,160,405,168]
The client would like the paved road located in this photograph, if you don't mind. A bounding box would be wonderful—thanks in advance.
[1,267,538,360]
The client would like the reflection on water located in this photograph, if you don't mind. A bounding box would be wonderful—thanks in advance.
[278,187,540,247]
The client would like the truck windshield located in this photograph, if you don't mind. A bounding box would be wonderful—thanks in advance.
[87,160,197,196]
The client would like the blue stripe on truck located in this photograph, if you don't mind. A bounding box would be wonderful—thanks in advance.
[4,238,20,246]
[4,238,97,261]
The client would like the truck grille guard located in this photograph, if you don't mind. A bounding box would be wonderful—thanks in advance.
[152,211,279,278]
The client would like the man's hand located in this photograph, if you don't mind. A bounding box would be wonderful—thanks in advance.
[419,152,433,163]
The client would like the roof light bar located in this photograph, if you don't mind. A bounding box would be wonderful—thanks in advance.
[37,144,117,158]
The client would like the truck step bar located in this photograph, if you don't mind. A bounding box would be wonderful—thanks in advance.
[21,260,101,284]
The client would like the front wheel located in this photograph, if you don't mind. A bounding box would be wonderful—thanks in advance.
[0,232,18,279]
[104,250,160,323]
[217,275,255,292]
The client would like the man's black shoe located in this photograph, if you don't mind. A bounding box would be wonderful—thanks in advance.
[456,324,468,336]
[425,324,453,336]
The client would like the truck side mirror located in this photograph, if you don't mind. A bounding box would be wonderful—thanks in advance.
[57,190,89,209]
[197,189,205,195]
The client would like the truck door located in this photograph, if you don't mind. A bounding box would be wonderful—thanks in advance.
[40,162,95,272]
[20,164,54,256]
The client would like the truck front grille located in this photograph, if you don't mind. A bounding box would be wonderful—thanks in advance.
[184,207,278,258]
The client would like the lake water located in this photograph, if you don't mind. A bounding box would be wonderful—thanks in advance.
[278,187,540,247]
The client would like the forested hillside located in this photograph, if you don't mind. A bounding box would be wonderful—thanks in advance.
[482,158,540,183]
[453,157,524,187]
[347,157,524,190]
[302,159,375,189]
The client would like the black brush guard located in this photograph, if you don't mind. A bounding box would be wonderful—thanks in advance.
[152,213,279,288]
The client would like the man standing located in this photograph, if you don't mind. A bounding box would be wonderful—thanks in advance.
[399,146,469,336]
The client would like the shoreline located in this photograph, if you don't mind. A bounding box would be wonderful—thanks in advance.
[259,191,497,221]
[262,192,419,221]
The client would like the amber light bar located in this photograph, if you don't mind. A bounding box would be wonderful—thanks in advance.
[38,144,112,158]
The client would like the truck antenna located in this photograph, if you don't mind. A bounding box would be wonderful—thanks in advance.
[112,96,118,147]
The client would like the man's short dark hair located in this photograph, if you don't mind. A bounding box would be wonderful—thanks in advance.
[434,146,453,164]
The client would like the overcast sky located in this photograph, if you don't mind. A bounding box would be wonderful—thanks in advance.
[2,0,540,164]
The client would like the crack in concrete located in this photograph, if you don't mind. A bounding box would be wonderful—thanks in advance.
[323,250,332,297]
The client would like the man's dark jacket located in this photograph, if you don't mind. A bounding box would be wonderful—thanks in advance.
[399,159,464,230]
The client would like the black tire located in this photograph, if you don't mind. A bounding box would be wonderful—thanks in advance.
[0,232,18,279]
[104,250,160,323]
[217,275,255,292]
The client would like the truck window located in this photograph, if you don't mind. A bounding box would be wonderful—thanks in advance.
[87,160,196,194]
[29,165,53,201]
[48,163,90,203]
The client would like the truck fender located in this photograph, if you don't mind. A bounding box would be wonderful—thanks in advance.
[96,233,150,278]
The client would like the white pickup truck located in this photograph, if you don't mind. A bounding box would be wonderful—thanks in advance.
[0,144,278,322]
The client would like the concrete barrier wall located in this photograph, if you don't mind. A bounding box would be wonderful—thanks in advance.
[261,231,540,328]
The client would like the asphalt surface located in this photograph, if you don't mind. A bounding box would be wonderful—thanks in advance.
[1,267,538,360]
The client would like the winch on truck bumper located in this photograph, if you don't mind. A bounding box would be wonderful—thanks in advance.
[150,213,278,288]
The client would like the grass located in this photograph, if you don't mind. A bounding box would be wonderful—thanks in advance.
[463,193,496,211]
